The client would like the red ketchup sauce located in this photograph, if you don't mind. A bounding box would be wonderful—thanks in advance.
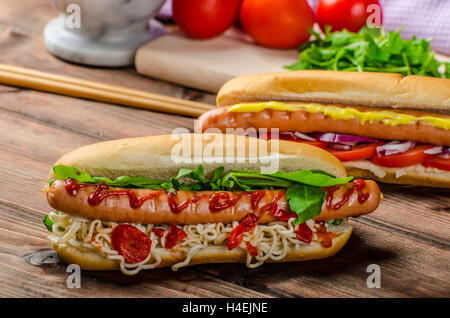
[260,190,297,221]
[65,178,89,196]
[315,220,337,248]
[86,183,164,209]
[324,179,368,210]
[166,190,265,215]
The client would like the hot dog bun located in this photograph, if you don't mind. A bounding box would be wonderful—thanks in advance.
[344,162,450,188]
[48,225,353,271]
[48,133,347,182]
[216,70,450,112]
[45,133,376,273]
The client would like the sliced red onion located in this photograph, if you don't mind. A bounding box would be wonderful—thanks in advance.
[328,143,352,151]
[278,132,297,140]
[313,133,379,145]
[424,146,444,155]
[293,132,316,141]
[445,147,450,154]
[376,141,416,156]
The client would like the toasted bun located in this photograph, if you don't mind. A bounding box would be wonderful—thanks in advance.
[343,161,450,188]
[217,70,450,112]
[48,226,353,271]
[49,133,347,181]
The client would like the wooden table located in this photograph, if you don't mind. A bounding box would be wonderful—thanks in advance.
[0,0,449,298]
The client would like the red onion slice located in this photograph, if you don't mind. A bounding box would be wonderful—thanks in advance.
[424,146,444,155]
[328,143,352,151]
[313,133,379,145]
[376,141,416,156]
[293,132,316,141]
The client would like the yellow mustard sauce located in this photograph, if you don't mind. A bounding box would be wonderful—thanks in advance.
[228,101,450,130]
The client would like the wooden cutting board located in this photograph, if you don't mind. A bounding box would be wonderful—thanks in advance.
[135,28,299,93]
[135,27,450,94]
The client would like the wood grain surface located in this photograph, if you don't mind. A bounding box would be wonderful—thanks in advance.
[0,0,449,298]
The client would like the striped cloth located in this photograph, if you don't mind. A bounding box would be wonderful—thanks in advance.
[308,0,450,55]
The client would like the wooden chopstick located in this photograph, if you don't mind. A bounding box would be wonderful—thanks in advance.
[0,63,215,117]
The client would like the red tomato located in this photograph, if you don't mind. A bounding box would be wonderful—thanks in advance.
[297,222,312,244]
[245,242,258,257]
[316,0,383,32]
[370,145,433,168]
[290,140,328,148]
[164,224,188,249]
[240,0,315,49]
[227,213,259,250]
[327,142,383,162]
[422,155,450,171]
[172,0,241,39]
[111,224,151,264]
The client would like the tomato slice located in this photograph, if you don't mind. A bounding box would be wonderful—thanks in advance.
[297,222,312,244]
[293,140,329,149]
[245,242,258,257]
[111,224,151,264]
[370,145,434,168]
[327,142,384,162]
[227,213,259,250]
[164,224,188,249]
[422,155,450,171]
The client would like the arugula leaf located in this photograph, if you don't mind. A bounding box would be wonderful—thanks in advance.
[53,165,94,183]
[285,26,448,78]
[43,214,54,232]
[286,183,325,224]
[53,165,165,189]
[175,165,205,183]
[262,170,353,187]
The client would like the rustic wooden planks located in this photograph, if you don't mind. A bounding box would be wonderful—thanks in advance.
[0,0,449,298]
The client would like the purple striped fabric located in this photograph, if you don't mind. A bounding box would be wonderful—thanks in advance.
[308,0,450,55]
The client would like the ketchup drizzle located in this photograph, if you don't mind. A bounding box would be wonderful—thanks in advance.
[324,179,368,210]
[167,190,265,214]
[167,192,208,214]
[85,183,164,208]
[65,178,89,196]
[315,220,337,248]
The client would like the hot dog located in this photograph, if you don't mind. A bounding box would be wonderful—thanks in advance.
[196,71,450,188]
[43,134,381,274]
[46,179,381,224]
